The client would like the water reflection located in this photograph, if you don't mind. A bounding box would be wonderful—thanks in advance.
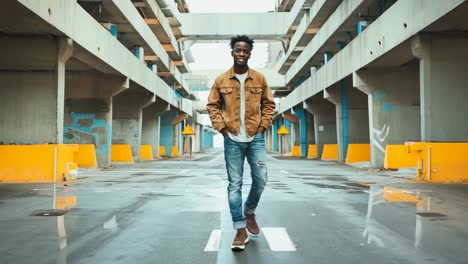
[364,186,433,249]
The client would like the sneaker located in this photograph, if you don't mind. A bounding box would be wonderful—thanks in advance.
[245,213,261,236]
[231,228,249,251]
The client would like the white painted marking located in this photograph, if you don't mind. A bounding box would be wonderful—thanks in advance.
[262,227,296,251]
[280,170,290,174]
[180,169,190,174]
[204,229,222,252]
[310,213,317,216]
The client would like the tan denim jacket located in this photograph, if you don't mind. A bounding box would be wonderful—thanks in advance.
[206,67,276,137]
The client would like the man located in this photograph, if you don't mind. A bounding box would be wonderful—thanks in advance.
[206,35,276,251]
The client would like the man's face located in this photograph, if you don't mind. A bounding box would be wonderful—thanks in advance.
[232,41,251,67]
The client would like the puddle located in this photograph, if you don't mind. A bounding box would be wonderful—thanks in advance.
[304,182,348,189]
[31,209,68,216]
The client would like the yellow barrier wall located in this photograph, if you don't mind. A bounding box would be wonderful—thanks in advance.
[74,144,97,167]
[384,144,418,169]
[407,142,468,183]
[171,146,179,157]
[159,146,166,156]
[307,144,318,159]
[0,144,78,182]
[345,144,370,164]
[111,144,133,162]
[140,145,153,160]
[321,144,339,160]
[291,146,301,157]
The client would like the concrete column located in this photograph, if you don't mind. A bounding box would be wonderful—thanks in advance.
[141,99,170,158]
[65,73,129,166]
[353,66,420,168]
[160,109,179,155]
[412,33,468,141]
[303,95,337,158]
[292,108,308,156]
[324,78,369,161]
[112,89,155,161]
[306,110,316,147]
[195,124,201,152]
[0,36,72,144]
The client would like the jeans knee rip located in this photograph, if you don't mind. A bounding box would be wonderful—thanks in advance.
[256,161,266,167]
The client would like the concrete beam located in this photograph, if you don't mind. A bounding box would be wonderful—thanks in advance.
[279,0,467,114]
[178,13,290,40]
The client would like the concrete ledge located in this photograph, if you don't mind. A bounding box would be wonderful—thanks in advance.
[407,142,468,183]
[384,144,417,169]
[307,144,318,159]
[140,145,153,160]
[321,144,338,160]
[0,144,78,182]
[111,144,133,162]
[291,146,301,157]
[74,144,97,168]
[345,144,370,164]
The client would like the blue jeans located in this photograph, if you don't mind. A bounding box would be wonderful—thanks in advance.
[224,133,268,229]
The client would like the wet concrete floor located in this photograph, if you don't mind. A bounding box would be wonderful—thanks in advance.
[0,148,467,264]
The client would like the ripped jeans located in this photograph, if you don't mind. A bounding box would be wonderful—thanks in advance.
[224,133,268,230]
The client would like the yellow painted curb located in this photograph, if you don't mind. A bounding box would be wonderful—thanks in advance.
[384,144,418,169]
[140,145,153,160]
[74,144,97,168]
[407,142,468,183]
[291,146,301,157]
[111,144,133,162]
[159,146,166,156]
[171,146,179,157]
[307,144,318,159]
[345,144,370,163]
[0,144,78,182]
[321,144,338,160]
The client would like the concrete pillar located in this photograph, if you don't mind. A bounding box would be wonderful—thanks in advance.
[303,95,337,158]
[65,73,129,166]
[142,99,170,158]
[306,110,316,147]
[353,66,420,168]
[160,109,179,155]
[0,36,72,144]
[112,89,155,161]
[325,78,369,161]
[292,108,308,156]
[195,124,201,152]
[412,33,468,141]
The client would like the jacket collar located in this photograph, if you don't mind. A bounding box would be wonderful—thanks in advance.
[228,67,253,80]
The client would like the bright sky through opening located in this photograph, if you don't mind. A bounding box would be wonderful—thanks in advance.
[186,0,277,71]
[186,0,277,13]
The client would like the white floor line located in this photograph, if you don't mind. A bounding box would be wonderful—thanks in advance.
[262,227,296,251]
[204,229,222,252]
[281,170,290,174]
[180,169,190,174]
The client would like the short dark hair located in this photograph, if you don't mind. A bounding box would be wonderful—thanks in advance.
[230,35,254,50]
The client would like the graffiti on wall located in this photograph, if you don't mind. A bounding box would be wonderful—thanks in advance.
[64,113,111,154]
[372,90,394,152]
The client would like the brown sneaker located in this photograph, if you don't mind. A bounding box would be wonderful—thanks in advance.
[245,213,261,236]
[231,228,249,251]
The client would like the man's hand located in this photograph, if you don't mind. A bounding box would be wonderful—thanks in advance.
[256,126,265,134]
[221,128,228,137]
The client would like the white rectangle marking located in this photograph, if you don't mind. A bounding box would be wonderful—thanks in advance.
[280,170,290,174]
[204,229,222,252]
[262,227,296,251]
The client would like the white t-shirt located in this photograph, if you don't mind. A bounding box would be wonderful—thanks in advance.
[228,73,255,143]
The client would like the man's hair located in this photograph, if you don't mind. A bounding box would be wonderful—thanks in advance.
[230,35,254,50]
